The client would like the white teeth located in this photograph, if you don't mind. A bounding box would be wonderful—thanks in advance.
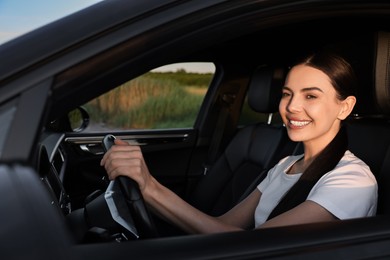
[290,120,310,127]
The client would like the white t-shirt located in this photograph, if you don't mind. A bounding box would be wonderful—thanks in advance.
[254,150,378,228]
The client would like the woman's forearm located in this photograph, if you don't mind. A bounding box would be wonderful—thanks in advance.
[144,177,243,234]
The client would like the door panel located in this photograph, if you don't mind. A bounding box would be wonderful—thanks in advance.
[61,129,200,210]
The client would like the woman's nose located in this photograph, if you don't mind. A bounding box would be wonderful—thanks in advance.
[286,96,302,112]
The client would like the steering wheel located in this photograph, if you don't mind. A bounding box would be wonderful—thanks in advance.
[103,134,158,239]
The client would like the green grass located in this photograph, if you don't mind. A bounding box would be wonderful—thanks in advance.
[84,72,212,129]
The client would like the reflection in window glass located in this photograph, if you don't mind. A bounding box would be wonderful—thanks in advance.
[83,63,215,132]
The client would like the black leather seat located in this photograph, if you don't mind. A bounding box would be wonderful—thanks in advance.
[188,66,296,216]
[345,119,390,215]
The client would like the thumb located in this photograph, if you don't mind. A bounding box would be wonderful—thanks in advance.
[114,138,129,146]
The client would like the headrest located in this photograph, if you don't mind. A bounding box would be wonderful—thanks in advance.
[375,31,390,115]
[247,66,285,113]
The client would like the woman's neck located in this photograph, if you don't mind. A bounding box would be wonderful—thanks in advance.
[288,155,315,174]
[302,125,341,162]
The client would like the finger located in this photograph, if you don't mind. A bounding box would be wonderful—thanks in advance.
[114,138,129,146]
[100,144,141,165]
[105,157,143,180]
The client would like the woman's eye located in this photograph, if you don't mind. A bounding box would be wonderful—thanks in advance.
[306,95,316,99]
[282,92,290,97]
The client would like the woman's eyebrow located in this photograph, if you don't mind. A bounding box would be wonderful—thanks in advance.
[282,86,323,93]
[301,87,324,93]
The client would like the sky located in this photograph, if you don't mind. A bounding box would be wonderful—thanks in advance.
[0,0,215,73]
[0,0,103,45]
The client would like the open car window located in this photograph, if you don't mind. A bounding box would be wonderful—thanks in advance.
[80,62,215,132]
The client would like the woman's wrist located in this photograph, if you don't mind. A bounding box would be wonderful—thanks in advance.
[143,176,160,202]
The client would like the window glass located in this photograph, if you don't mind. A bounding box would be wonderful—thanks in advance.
[82,62,215,132]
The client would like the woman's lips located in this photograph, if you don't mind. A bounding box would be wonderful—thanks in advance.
[286,119,312,129]
[289,120,311,127]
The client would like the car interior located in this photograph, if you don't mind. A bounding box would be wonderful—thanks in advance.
[21,8,390,258]
[189,29,390,222]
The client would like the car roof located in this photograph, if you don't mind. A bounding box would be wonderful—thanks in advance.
[1,0,390,118]
[0,0,223,81]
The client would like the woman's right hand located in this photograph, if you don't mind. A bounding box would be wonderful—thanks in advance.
[100,138,152,192]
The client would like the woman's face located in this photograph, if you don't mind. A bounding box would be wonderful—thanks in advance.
[279,64,352,149]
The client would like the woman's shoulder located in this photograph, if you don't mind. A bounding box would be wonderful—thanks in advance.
[340,150,371,170]
[328,150,377,184]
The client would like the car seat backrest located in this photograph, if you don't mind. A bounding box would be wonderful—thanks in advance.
[372,31,390,215]
[374,31,390,114]
[188,66,297,216]
[345,119,390,215]
[346,31,390,215]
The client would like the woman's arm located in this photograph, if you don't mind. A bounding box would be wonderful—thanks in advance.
[258,200,337,229]
[100,139,260,234]
[145,177,261,233]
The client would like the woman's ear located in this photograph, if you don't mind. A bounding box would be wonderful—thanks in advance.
[338,96,357,120]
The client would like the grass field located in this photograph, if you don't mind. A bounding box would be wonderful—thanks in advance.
[84,71,212,129]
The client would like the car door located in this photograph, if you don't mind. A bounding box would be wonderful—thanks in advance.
[59,62,219,209]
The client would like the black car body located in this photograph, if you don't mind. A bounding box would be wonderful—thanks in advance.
[1,0,390,259]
